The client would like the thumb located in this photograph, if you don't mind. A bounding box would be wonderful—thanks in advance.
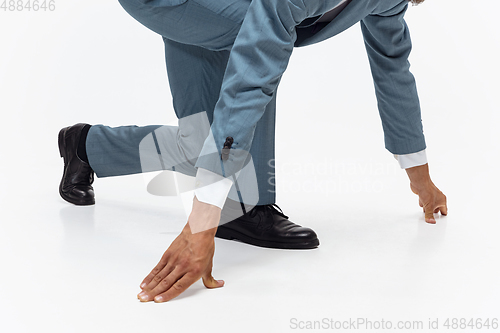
[440,204,448,216]
[202,274,224,289]
[202,260,224,289]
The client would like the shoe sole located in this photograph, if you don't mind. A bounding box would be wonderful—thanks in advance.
[58,127,95,206]
[215,226,320,250]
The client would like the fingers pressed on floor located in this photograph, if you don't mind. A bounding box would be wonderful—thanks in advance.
[140,255,170,288]
[143,264,175,292]
[154,274,197,303]
[424,211,436,224]
[139,267,185,302]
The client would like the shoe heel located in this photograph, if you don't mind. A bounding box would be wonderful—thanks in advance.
[58,128,66,159]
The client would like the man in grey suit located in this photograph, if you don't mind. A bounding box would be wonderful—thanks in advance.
[58,0,447,303]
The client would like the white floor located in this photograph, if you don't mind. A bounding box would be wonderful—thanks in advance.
[1,128,499,333]
[1,1,499,332]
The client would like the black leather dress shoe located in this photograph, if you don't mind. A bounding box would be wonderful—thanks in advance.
[58,123,95,205]
[216,203,319,249]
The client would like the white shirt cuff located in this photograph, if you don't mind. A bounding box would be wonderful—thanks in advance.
[394,149,428,169]
[194,168,233,209]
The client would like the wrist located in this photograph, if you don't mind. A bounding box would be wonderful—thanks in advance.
[185,196,221,236]
[406,163,432,189]
[182,222,217,239]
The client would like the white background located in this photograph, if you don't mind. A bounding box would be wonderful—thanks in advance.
[1,1,499,332]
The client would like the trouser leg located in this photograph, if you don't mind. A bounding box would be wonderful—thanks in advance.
[116,0,249,51]
[86,0,247,177]
[86,38,228,179]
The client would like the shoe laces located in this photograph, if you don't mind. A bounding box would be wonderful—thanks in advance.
[249,204,288,219]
